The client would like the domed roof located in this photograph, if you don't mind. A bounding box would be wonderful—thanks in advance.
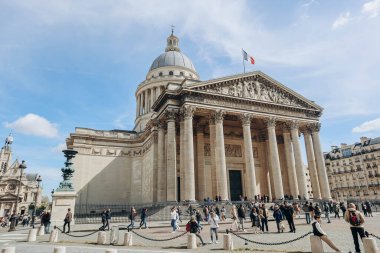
[149,51,196,72]
[148,33,197,73]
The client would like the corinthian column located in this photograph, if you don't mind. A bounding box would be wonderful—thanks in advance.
[289,121,309,200]
[196,124,206,200]
[179,115,185,201]
[157,122,166,201]
[282,125,299,198]
[265,117,284,200]
[182,106,196,201]
[240,114,257,199]
[165,109,177,201]
[302,128,321,199]
[310,123,331,200]
[212,110,228,200]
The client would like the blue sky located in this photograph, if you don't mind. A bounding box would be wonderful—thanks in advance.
[1,0,380,197]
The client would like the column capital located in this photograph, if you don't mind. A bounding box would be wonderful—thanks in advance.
[308,122,321,133]
[180,105,195,120]
[264,117,277,128]
[239,113,252,126]
[281,124,291,134]
[299,126,312,136]
[286,120,299,130]
[209,110,225,125]
[164,109,178,122]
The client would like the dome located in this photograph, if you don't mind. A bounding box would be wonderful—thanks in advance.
[148,32,197,73]
[149,51,196,72]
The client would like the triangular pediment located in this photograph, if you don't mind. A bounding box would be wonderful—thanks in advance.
[186,71,322,112]
[0,193,18,200]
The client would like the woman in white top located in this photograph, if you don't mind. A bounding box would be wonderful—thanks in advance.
[170,207,178,233]
[312,215,340,252]
[229,205,239,231]
[208,212,220,244]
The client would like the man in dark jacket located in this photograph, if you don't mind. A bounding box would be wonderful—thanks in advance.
[283,202,295,233]
[237,204,246,232]
[273,205,283,233]
[105,208,111,230]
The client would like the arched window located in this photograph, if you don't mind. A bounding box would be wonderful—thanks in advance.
[169,71,173,76]
[159,72,163,77]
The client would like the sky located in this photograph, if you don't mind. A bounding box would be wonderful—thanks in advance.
[1,0,380,198]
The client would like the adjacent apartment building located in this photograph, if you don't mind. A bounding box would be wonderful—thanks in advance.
[325,137,380,202]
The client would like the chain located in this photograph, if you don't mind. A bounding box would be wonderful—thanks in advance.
[54,226,100,238]
[369,233,380,240]
[131,230,188,242]
[230,231,313,246]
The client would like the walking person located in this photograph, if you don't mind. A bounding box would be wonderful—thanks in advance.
[250,207,260,233]
[42,212,51,234]
[366,201,373,217]
[345,203,366,253]
[324,203,331,223]
[273,205,284,233]
[237,204,246,232]
[220,206,226,221]
[63,208,72,233]
[105,208,111,230]
[139,208,148,229]
[100,210,107,231]
[260,204,269,232]
[284,202,296,233]
[303,202,311,224]
[312,215,341,252]
[308,202,315,221]
[195,210,203,230]
[170,207,178,233]
[127,207,137,230]
[208,212,219,244]
[334,203,340,218]
[229,205,239,231]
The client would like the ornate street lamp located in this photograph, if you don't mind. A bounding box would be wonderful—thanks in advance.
[57,150,78,191]
[8,160,26,232]
[31,175,42,228]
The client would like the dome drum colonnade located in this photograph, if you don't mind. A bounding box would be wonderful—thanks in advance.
[153,104,331,202]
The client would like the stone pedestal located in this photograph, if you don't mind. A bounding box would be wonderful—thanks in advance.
[53,246,66,253]
[310,235,324,253]
[1,247,15,253]
[363,238,379,253]
[27,229,37,242]
[97,231,107,245]
[124,232,133,246]
[223,234,234,250]
[50,191,77,227]
[49,228,59,242]
[187,234,197,249]
[37,225,45,236]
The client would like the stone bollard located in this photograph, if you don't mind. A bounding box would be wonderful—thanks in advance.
[49,228,59,243]
[97,231,107,245]
[310,235,324,253]
[110,226,119,245]
[105,249,117,253]
[223,234,234,250]
[187,233,197,249]
[53,246,66,253]
[363,238,379,253]
[27,229,38,242]
[1,247,15,253]
[123,232,132,246]
[37,225,45,236]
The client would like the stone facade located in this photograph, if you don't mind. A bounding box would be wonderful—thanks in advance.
[325,137,380,202]
[66,33,331,205]
[0,135,42,217]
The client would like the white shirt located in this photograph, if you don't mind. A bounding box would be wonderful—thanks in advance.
[208,216,220,228]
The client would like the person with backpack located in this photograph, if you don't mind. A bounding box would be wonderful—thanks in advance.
[312,215,341,252]
[345,203,366,253]
[237,204,246,232]
[208,212,219,244]
[127,207,137,230]
[186,216,206,246]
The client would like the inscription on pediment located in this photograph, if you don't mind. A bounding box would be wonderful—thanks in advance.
[203,80,310,109]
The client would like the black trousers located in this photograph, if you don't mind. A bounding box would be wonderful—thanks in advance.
[63,221,70,233]
[286,217,295,232]
[350,226,365,253]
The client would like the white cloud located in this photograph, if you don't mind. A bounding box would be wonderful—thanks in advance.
[52,143,66,153]
[352,118,380,133]
[362,0,380,18]
[332,12,350,30]
[5,113,58,138]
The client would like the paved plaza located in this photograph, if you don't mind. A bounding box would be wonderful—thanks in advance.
[0,212,379,252]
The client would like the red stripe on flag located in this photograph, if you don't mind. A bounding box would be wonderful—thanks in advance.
[249,56,255,64]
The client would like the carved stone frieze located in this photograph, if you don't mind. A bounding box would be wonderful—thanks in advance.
[204,143,242,157]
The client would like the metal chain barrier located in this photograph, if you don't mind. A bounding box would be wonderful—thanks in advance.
[131,230,188,242]
[369,233,380,240]
[54,226,99,238]
[230,230,313,246]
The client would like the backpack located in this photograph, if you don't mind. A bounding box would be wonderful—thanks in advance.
[186,222,191,232]
[349,211,361,226]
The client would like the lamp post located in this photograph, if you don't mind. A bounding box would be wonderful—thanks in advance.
[8,160,26,232]
[31,175,42,228]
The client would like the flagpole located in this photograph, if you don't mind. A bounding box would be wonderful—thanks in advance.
[242,48,246,73]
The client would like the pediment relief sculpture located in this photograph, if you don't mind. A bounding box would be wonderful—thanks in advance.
[193,78,315,110]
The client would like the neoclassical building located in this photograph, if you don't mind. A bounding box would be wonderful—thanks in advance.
[0,135,42,217]
[325,137,380,202]
[67,33,331,204]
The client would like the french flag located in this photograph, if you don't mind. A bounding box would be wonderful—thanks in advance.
[242,49,255,64]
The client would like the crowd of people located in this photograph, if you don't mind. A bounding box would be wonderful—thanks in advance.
[0,210,50,232]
